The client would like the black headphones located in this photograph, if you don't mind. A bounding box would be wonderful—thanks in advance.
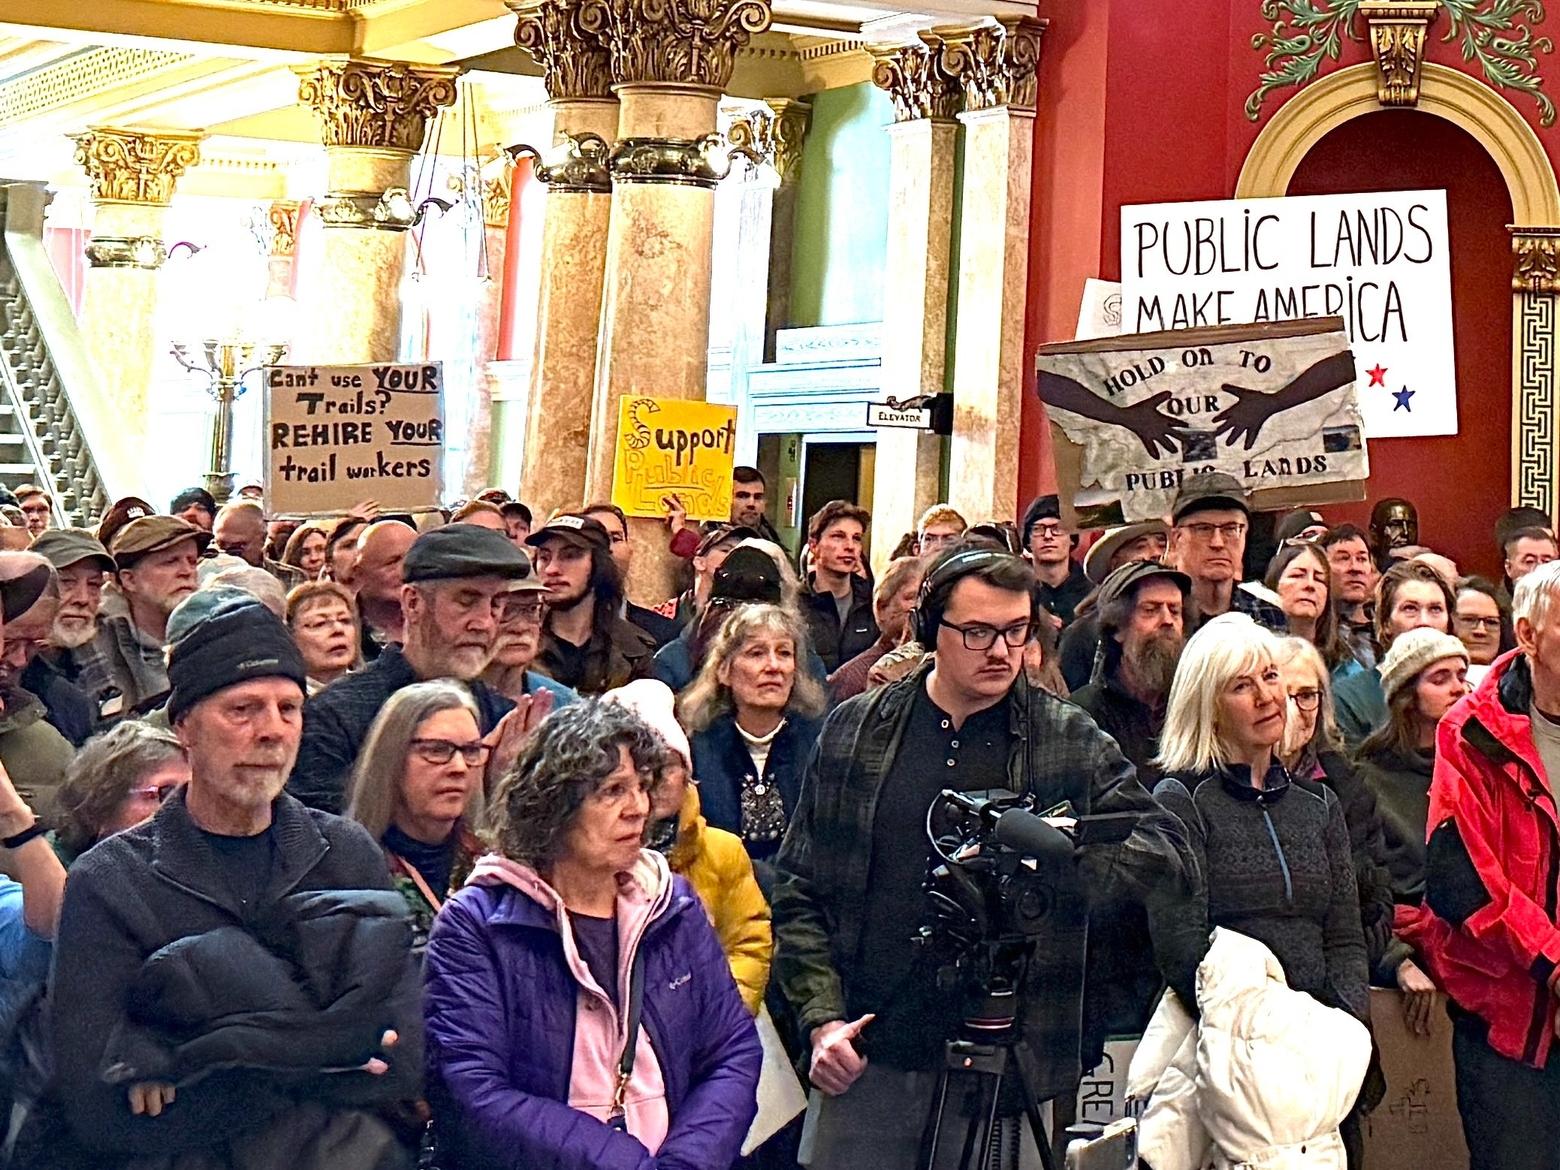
[911,547,1037,647]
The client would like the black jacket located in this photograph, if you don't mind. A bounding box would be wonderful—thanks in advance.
[49,790,422,1160]
[534,614,656,696]
[101,888,413,1088]
[800,574,878,673]
[20,657,96,747]
[626,602,680,649]
[290,646,515,813]
[1150,764,1370,1023]
[1036,561,1092,627]
[774,662,1193,1098]
[1070,668,1165,788]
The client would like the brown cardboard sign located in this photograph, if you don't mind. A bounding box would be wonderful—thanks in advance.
[1037,317,1368,528]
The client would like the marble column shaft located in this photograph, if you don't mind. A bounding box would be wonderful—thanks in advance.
[78,201,169,435]
[947,104,1035,522]
[295,149,413,365]
[586,85,723,603]
[871,117,957,575]
[74,127,202,486]
[519,97,621,516]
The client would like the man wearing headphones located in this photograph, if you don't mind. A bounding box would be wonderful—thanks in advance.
[772,545,1193,1168]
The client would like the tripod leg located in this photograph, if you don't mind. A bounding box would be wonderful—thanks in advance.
[1007,1041,1057,1170]
[920,1066,1001,1170]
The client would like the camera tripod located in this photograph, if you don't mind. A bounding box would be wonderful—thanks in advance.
[917,985,1057,1170]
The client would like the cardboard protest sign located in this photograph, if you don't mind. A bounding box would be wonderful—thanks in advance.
[1121,190,1456,439]
[612,396,737,523]
[1361,990,1467,1170]
[264,363,444,516]
[1037,317,1369,526]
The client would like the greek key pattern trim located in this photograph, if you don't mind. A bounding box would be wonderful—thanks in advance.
[1518,291,1556,513]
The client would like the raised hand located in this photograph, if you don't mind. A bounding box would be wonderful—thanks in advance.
[1212,383,1272,451]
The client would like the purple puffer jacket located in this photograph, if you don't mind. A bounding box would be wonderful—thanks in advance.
[423,853,761,1170]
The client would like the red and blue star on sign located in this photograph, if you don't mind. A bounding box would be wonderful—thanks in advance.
[1366,363,1413,411]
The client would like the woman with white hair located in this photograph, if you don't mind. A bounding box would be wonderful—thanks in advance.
[1148,614,1372,1164]
[1149,614,1369,1015]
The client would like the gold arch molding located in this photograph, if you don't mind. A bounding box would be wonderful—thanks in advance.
[1235,60,1560,514]
[1236,61,1560,224]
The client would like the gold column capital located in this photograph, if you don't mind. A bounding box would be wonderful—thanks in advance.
[1512,226,1560,294]
[1361,1,1439,108]
[934,16,1047,114]
[295,58,460,153]
[70,127,204,207]
[866,41,962,123]
[728,98,811,181]
[596,0,772,91]
[509,0,614,101]
[268,200,301,258]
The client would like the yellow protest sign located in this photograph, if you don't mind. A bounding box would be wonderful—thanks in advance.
[612,396,738,522]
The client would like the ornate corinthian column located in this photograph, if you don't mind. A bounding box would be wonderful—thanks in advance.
[293,58,458,364]
[509,0,618,516]
[584,0,772,602]
[73,127,204,467]
[865,40,961,575]
[939,17,1046,522]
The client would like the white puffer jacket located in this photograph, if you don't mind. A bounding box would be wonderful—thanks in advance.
[1126,928,1371,1170]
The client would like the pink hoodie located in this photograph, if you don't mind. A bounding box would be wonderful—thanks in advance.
[466,850,673,1153]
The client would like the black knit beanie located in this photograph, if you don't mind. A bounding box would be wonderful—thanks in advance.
[167,595,307,723]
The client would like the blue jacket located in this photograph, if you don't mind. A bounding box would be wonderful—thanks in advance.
[688,712,822,862]
[423,864,760,1170]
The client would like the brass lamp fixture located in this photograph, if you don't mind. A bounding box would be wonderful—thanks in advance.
[170,336,289,504]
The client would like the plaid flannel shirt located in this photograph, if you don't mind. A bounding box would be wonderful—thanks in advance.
[772,660,1195,1096]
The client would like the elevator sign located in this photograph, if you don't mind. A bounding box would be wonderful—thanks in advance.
[1120,190,1455,439]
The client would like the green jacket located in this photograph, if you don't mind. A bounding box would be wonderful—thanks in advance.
[0,689,76,827]
[772,661,1194,1097]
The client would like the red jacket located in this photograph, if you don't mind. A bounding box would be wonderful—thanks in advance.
[1419,650,1560,1067]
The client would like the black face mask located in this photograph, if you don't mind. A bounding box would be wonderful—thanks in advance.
[646,815,679,856]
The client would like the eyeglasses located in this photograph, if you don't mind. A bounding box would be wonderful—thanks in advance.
[938,618,1034,651]
[129,783,180,803]
[1456,615,1502,630]
[298,614,355,634]
[1179,522,1247,542]
[1288,688,1322,713]
[499,596,546,624]
[410,738,491,767]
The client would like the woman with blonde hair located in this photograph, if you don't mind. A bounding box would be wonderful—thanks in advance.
[680,603,825,881]
[1148,615,1371,1163]
[285,580,360,693]
[346,681,486,954]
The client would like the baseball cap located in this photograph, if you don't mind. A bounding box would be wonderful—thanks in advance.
[1083,520,1170,585]
[402,522,536,584]
[110,515,211,570]
[695,524,757,559]
[711,546,782,604]
[525,513,612,554]
[31,528,114,573]
[1096,558,1192,608]
[96,496,155,552]
[1274,508,1327,543]
[1172,471,1249,522]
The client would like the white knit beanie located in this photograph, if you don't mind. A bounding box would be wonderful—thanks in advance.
[601,678,692,768]
[1378,627,1470,703]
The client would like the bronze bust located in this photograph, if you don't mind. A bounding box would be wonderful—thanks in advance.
[1370,497,1419,567]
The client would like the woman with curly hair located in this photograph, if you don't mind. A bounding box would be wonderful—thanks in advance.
[423,699,761,1170]
[679,603,826,879]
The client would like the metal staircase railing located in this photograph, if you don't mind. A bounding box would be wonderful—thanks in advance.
[0,182,109,527]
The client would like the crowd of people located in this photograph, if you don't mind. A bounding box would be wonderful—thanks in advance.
[0,465,1551,1170]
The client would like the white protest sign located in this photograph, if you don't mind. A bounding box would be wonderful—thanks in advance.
[264,362,445,516]
[1120,190,1455,438]
[1076,278,1124,341]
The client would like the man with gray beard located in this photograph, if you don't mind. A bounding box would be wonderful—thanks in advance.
[30,529,119,731]
[1070,559,1191,786]
[1069,557,1193,1074]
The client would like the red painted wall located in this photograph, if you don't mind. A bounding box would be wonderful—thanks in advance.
[1019,0,1547,573]
[1287,111,1513,578]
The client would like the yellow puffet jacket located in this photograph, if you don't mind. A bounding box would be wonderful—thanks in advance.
[667,785,772,1014]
